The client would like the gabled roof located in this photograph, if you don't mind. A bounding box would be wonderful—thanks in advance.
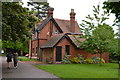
[68,34,86,47]
[55,18,82,34]
[33,16,82,34]
[36,16,63,33]
[41,34,77,48]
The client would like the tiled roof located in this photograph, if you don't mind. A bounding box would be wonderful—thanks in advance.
[41,33,84,48]
[36,16,63,33]
[68,34,86,47]
[41,34,65,48]
[33,17,82,34]
[55,18,82,34]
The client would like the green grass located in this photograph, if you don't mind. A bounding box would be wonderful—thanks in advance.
[18,56,37,61]
[35,63,118,78]
[0,53,6,56]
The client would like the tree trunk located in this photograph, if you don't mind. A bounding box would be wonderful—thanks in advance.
[20,50,23,56]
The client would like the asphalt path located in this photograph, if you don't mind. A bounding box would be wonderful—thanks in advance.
[1,56,61,80]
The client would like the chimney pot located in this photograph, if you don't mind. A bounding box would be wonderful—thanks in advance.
[47,7,54,17]
[70,9,76,14]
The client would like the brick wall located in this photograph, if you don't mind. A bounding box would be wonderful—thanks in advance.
[42,48,54,63]
[30,20,61,60]
[54,38,109,63]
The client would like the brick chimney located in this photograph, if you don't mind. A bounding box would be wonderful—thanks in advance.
[47,7,54,17]
[70,9,76,33]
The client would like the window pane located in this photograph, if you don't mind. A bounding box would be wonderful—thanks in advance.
[66,45,70,55]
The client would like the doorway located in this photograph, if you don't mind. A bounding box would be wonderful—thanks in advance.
[56,46,62,61]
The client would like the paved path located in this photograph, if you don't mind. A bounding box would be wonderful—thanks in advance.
[0,56,2,80]
[1,56,60,80]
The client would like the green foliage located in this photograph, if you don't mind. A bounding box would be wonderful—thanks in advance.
[103,1,120,18]
[2,2,29,41]
[103,1,120,27]
[62,54,105,64]
[77,54,86,63]
[0,39,2,48]
[62,54,71,64]
[76,5,116,65]
[18,56,37,61]
[0,53,6,56]
[27,2,50,19]
[2,2,38,53]
[91,57,105,64]
[99,58,105,63]
[86,58,94,64]
[70,57,81,64]
[91,56,100,64]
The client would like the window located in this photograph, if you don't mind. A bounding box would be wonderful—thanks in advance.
[54,30,58,35]
[65,45,70,55]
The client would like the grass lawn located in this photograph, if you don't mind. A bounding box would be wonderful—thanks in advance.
[35,63,118,78]
[0,53,6,56]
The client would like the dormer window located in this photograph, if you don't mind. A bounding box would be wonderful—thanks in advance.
[54,30,58,35]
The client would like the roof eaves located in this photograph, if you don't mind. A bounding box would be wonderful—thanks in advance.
[41,34,65,48]
[41,46,53,49]
[51,18,63,33]
[37,16,52,32]
[52,34,65,47]
[65,35,78,48]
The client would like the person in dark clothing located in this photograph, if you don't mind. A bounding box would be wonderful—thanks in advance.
[6,52,13,69]
[13,52,18,68]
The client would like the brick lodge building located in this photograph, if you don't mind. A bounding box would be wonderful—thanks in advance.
[29,7,109,63]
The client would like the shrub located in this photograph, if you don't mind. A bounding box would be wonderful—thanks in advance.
[62,54,71,64]
[18,56,37,61]
[77,54,86,63]
[98,58,105,63]
[70,57,81,64]
[91,56,99,64]
[86,58,94,64]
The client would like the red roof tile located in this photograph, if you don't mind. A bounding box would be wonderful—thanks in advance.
[68,34,86,47]
[55,18,82,34]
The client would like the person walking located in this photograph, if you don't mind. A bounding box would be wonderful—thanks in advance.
[13,52,18,69]
[6,51,13,69]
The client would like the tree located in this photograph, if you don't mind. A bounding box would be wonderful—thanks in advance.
[2,2,38,55]
[103,1,120,19]
[103,1,120,62]
[76,5,115,66]
[27,1,50,19]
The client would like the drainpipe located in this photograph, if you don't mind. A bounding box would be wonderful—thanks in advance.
[30,40,32,59]
[37,30,40,60]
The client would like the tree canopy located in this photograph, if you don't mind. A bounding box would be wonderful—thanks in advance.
[2,2,38,54]
[103,1,120,18]
[76,5,115,65]
[27,1,50,19]
[103,1,120,61]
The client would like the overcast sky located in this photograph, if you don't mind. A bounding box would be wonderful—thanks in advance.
[22,0,117,32]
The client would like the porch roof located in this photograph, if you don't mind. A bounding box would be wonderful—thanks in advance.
[41,34,65,48]
[41,34,85,49]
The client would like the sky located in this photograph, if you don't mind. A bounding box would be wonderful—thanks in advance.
[22,0,117,32]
